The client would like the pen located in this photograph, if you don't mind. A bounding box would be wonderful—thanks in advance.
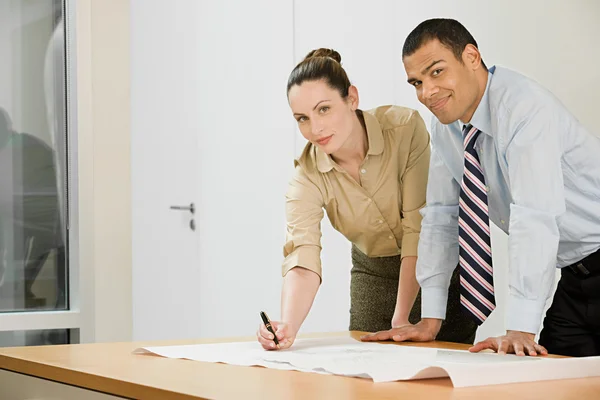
[260,311,280,349]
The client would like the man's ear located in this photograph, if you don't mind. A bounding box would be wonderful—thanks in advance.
[463,44,483,70]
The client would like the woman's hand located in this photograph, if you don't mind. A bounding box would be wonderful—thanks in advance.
[257,321,297,350]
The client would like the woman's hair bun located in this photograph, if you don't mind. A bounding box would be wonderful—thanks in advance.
[303,48,342,64]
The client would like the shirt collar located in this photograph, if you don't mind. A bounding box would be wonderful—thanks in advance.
[460,65,495,136]
[316,110,384,173]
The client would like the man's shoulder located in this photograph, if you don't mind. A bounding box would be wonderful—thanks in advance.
[489,66,558,114]
[429,115,455,142]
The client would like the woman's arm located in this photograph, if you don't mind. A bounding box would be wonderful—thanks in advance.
[258,164,324,350]
[281,266,321,335]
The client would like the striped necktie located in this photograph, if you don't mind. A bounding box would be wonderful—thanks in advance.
[459,124,495,324]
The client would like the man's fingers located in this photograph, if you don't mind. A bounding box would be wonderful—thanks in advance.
[498,339,510,355]
[513,342,525,356]
[534,343,548,355]
[524,343,538,356]
[469,338,495,353]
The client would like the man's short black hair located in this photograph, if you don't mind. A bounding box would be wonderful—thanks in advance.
[403,18,486,69]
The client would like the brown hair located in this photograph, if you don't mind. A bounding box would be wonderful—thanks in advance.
[286,48,352,97]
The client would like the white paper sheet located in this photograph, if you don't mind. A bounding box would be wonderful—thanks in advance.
[133,337,600,387]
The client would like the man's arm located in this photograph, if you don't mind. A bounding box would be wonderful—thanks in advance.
[471,105,563,356]
[503,107,565,334]
[417,143,461,321]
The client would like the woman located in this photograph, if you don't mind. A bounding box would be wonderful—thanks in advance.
[257,48,476,350]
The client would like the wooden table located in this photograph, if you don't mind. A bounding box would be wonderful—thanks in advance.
[0,331,598,399]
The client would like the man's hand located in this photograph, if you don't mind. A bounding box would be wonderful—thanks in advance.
[469,330,548,356]
[360,318,442,343]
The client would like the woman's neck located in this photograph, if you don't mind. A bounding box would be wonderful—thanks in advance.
[331,110,368,166]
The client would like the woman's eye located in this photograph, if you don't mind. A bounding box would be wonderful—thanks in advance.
[319,106,329,113]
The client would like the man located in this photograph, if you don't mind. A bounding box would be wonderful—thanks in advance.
[0,107,64,309]
[362,18,600,357]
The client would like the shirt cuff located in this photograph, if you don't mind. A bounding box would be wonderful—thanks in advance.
[401,232,419,259]
[421,286,449,320]
[506,294,546,334]
[282,245,322,279]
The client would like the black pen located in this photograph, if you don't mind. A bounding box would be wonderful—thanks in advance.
[260,311,280,349]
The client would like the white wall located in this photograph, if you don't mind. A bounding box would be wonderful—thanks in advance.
[76,0,132,343]
[131,0,600,341]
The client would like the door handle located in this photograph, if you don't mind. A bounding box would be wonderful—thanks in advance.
[170,203,195,214]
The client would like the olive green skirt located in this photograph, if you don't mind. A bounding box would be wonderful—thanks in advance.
[349,245,477,344]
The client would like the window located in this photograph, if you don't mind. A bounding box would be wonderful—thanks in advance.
[1,0,81,345]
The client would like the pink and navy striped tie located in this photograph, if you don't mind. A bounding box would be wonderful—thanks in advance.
[459,124,495,324]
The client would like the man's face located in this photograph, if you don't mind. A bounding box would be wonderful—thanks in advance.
[403,39,479,124]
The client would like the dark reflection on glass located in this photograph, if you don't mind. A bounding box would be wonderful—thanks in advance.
[0,1,68,313]
[0,329,71,347]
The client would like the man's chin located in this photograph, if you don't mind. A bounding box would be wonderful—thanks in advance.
[432,110,459,125]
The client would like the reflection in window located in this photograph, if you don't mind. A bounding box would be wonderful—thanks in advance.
[0,328,72,347]
[0,1,68,312]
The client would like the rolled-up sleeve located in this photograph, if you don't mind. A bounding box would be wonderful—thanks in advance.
[400,112,430,259]
[282,163,325,279]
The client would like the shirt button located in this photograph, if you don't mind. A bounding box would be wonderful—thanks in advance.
[367,198,372,203]
[501,219,505,224]
[388,235,394,240]
[360,169,367,174]
[377,219,384,224]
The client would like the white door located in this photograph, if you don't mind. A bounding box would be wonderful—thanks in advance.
[131,1,201,341]
[131,0,295,341]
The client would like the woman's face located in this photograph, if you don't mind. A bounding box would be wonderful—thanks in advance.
[288,80,356,155]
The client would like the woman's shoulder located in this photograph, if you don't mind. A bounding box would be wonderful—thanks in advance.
[364,105,421,131]
[294,141,320,176]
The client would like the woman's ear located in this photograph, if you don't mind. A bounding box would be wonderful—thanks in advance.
[347,85,360,111]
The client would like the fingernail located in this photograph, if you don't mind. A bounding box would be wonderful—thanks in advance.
[270,343,275,348]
